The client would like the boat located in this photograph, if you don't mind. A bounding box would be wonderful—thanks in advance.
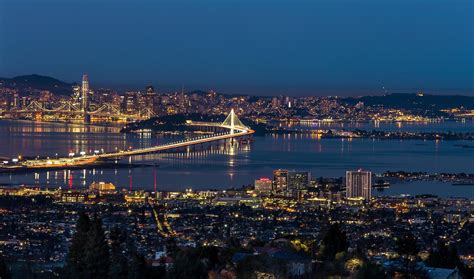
[373,182,390,188]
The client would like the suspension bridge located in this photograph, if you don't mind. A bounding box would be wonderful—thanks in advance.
[7,101,154,121]
[0,109,254,171]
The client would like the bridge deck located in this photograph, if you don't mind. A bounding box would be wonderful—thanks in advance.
[1,113,253,170]
[98,127,253,158]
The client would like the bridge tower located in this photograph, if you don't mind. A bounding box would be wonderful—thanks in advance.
[222,108,246,135]
[230,109,235,134]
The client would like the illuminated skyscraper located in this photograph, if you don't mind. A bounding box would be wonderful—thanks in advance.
[287,171,310,197]
[123,92,138,114]
[81,74,89,112]
[146,85,155,95]
[273,169,288,194]
[346,169,372,201]
[71,85,81,107]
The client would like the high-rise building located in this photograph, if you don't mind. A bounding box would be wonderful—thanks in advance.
[254,177,272,194]
[144,85,158,114]
[146,85,155,95]
[123,92,138,114]
[287,171,310,197]
[12,92,19,109]
[346,169,372,201]
[273,169,289,194]
[81,74,89,111]
[71,85,81,107]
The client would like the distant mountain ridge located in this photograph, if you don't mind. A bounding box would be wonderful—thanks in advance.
[1,74,473,110]
[344,93,474,110]
[0,74,75,96]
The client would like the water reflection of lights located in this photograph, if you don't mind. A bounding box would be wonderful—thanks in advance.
[310,133,322,140]
[374,120,380,128]
[126,141,251,162]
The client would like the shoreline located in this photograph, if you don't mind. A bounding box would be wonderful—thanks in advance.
[0,118,123,129]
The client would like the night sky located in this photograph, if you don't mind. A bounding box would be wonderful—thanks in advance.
[0,0,472,96]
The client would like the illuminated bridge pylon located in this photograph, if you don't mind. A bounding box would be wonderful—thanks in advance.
[221,109,246,134]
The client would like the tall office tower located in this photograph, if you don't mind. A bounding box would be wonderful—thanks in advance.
[12,92,19,109]
[346,169,372,201]
[71,85,81,106]
[287,171,311,197]
[273,169,289,194]
[21,96,27,109]
[81,74,89,111]
[146,85,155,95]
[145,85,158,114]
[123,92,138,114]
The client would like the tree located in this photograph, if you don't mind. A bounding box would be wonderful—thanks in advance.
[166,249,208,279]
[109,227,128,279]
[0,257,11,279]
[396,232,419,275]
[128,251,147,279]
[356,262,386,279]
[235,255,287,279]
[426,241,474,279]
[84,214,110,278]
[126,239,148,279]
[165,237,178,259]
[65,212,91,279]
[426,241,457,268]
[319,223,348,261]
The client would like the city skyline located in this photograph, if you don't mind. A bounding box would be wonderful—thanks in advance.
[1,0,473,96]
[1,0,473,278]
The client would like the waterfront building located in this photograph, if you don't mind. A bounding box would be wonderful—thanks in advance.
[213,196,260,207]
[287,171,311,198]
[124,190,148,203]
[89,182,116,194]
[273,169,289,195]
[254,177,273,194]
[60,190,87,203]
[346,169,372,201]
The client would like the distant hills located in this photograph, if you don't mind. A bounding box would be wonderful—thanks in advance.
[344,93,474,110]
[0,74,75,96]
[1,74,473,110]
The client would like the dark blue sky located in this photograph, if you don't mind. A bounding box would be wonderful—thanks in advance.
[0,0,472,96]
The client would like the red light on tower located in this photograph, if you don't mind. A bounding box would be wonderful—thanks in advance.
[69,173,73,189]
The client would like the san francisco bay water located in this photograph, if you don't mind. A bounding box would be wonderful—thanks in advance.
[0,119,473,198]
